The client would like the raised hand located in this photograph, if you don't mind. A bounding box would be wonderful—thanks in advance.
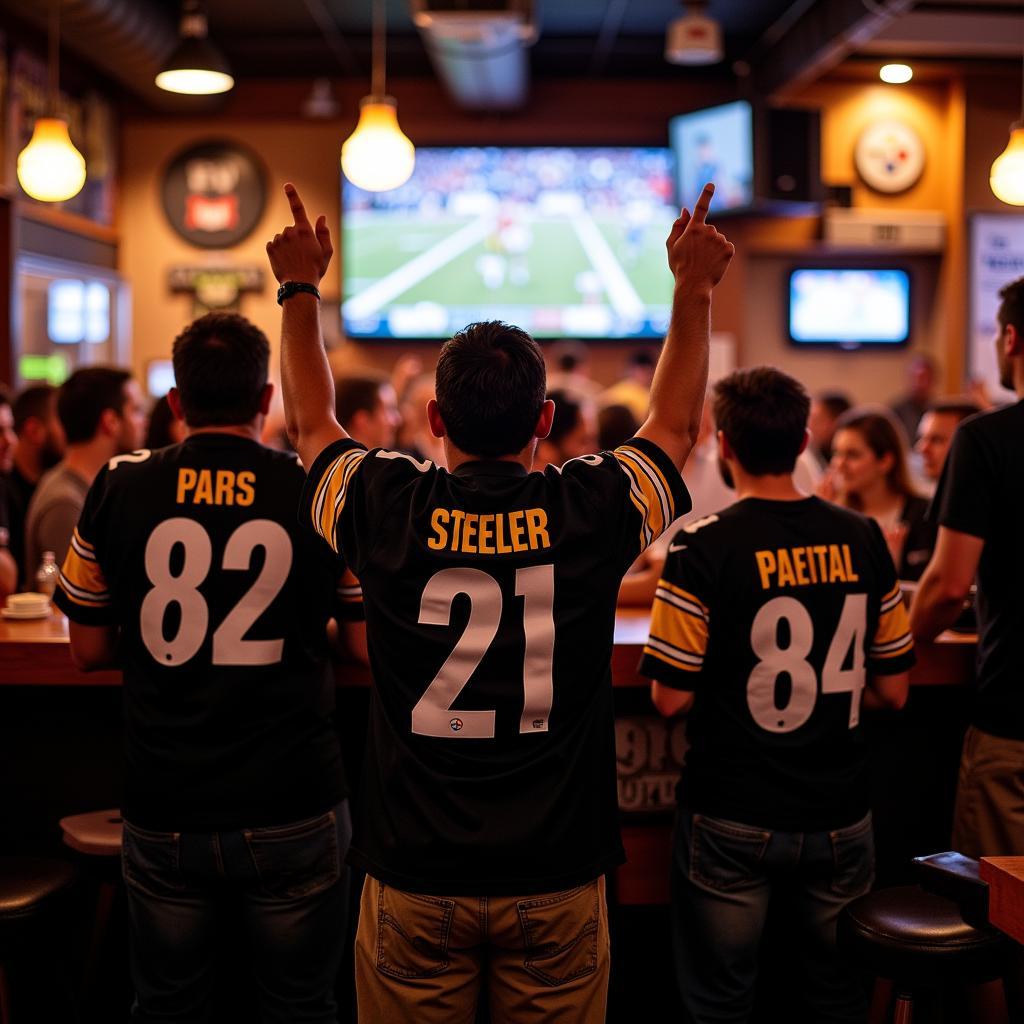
[266,183,334,286]
[666,183,735,296]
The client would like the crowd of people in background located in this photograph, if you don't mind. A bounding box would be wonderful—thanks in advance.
[0,335,997,613]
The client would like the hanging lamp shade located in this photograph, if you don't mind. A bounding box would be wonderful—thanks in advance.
[341,96,415,192]
[156,3,233,95]
[17,117,86,203]
[156,34,233,95]
[991,124,1024,206]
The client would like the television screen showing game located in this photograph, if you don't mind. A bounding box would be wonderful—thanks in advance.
[342,146,677,340]
[670,100,754,213]
[788,268,911,346]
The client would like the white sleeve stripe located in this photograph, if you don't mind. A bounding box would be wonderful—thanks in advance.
[654,587,709,623]
[615,448,671,532]
[646,636,704,665]
[616,456,654,548]
[871,633,913,654]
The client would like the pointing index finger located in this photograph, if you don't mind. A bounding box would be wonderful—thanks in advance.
[691,182,715,224]
[284,182,311,227]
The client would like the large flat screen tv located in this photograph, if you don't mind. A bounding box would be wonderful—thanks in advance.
[342,146,677,340]
[788,268,911,348]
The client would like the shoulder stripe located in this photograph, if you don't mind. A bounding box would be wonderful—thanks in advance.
[615,455,654,550]
[618,444,676,522]
[871,632,913,655]
[70,531,96,563]
[871,638,914,660]
[647,634,704,665]
[614,446,671,532]
[58,574,110,606]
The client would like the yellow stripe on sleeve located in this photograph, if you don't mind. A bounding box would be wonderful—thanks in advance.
[613,448,668,542]
[651,593,709,659]
[59,544,110,607]
[874,599,912,649]
[618,444,676,524]
[311,449,366,553]
[658,579,710,617]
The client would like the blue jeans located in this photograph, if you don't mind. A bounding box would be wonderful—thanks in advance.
[122,800,352,1023]
[671,809,873,1024]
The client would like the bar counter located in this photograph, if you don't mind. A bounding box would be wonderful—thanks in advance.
[0,608,977,688]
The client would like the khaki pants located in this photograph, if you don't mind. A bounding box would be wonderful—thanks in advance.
[953,725,1024,857]
[354,874,610,1024]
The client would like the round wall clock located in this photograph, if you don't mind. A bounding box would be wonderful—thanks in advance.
[854,120,925,194]
[161,140,267,249]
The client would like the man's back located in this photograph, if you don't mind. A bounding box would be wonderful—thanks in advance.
[302,437,688,894]
[641,496,913,831]
[55,433,345,830]
[934,400,1024,736]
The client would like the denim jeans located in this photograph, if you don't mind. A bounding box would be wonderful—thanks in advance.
[671,809,873,1024]
[122,800,352,1023]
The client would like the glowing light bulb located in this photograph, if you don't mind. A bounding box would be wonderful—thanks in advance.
[341,97,415,193]
[17,118,87,203]
[880,64,913,85]
[155,68,234,95]
[991,125,1024,206]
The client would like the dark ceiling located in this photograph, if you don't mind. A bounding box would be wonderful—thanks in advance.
[151,0,802,80]
[0,0,1021,111]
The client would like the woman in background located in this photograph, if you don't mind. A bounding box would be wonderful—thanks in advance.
[826,407,934,581]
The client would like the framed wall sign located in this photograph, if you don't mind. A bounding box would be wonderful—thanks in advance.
[161,140,267,249]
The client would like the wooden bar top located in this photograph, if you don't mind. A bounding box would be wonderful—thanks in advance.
[980,857,1024,945]
[0,608,977,688]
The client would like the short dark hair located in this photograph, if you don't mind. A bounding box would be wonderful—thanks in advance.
[335,374,387,430]
[998,277,1024,334]
[927,398,980,422]
[172,313,270,427]
[435,321,546,458]
[546,390,583,446]
[144,394,179,450]
[12,384,55,434]
[58,367,132,445]
[713,367,810,476]
[598,403,639,450]
[550,340,588,374]
[814,390,853,421]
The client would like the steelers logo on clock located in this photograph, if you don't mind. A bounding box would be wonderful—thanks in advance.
[854,120,926,194]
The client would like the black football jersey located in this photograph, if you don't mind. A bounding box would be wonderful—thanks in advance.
[639,497,915,831]
[301,437,690,896]
[54,434,347,831]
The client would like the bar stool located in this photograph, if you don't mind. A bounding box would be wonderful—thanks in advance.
[0,857,78,1023]
[58,810,122,1007]
[839,853,1011,1024]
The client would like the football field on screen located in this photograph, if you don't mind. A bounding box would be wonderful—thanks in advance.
[342,212,676,315]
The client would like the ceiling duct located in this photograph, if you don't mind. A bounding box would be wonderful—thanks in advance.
[409,0,538,111]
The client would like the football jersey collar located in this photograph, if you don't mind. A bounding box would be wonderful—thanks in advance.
[451,460,529,478]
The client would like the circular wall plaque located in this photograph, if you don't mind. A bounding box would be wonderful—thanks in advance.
[854,120,926,194]
[161,140,267,249]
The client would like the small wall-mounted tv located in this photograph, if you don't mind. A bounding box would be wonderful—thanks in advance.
[788,268,911,348]
[670,100,821,215]
[342,146,677,340]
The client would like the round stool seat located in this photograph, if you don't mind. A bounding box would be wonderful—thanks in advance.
[0,857,77,925]
[839,886,1009,986]
[59,810,122,857]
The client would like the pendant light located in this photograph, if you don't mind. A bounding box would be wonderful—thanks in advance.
[341,0,415,192]
[16,1,87,204]
[991,44,1024,206]
[156,0,234,96]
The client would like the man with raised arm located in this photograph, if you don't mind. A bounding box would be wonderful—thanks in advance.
[267,182,733,1023]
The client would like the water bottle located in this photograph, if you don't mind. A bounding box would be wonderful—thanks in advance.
[36,551,59,600]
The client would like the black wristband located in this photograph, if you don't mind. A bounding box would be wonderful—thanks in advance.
[277,281,321,305]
